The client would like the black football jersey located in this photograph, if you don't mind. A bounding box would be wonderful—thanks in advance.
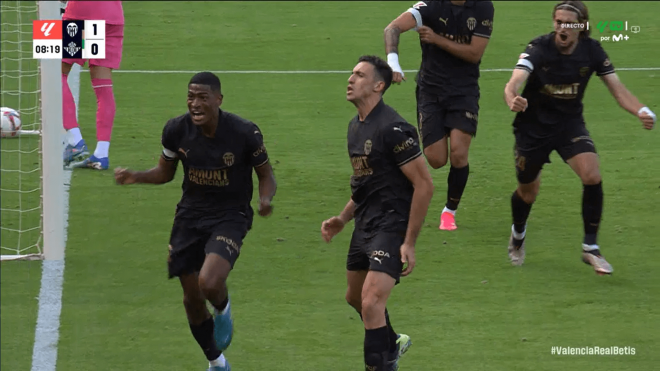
[406,0,494,97]
[161,110,269,219]
[347,100,422,232]
[514,33,616,138]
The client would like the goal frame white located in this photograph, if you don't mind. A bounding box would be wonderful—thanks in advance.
[0,0,65,261]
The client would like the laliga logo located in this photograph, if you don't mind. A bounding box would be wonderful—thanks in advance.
[66,23,78,37]
[40,22,55,37]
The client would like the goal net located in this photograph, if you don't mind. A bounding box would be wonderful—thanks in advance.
[1,1,65,261]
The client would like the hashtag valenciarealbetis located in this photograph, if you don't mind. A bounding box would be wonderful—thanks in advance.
[551,346,636,355]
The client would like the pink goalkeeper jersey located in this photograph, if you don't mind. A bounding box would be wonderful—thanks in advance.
[64,1,124,25]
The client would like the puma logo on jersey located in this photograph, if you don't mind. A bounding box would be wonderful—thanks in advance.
[439,17,448,25]
[393,126,403,132]
[178,148,190,158]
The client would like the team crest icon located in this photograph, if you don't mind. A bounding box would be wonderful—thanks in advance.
[364,140,372,155]
[467,17,476,31]
[580,66,589,77]
[63,41,80,57]
[223,152,234,166]
[66,22,78,37]
[603,58,611,67]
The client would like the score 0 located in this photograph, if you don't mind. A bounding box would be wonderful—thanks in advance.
[83,20,105,59]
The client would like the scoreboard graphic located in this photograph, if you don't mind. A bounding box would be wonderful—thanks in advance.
[33,20,105,59]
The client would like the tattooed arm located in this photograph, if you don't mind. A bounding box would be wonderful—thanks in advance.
[384,12,417,83]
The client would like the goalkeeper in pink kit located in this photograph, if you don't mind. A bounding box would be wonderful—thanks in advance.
[62,0,123,170]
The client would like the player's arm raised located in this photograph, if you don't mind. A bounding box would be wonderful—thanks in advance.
[115,150,178,185]
[384,5,419,83]
[600,73,656,130]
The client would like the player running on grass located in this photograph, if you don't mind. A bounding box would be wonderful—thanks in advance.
[384,0,494,231]
[503,1,655,275]
[115,72,277,370]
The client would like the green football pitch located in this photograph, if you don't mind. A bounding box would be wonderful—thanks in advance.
[2,1,659,370]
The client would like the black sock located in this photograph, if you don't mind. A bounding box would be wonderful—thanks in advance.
[582,182,603,246]
[446,164,470,211]
[384,309,398,355]
[215,296,229,313]
[364,326,390,370]
[511,191,532,244]
[190,316,221,361]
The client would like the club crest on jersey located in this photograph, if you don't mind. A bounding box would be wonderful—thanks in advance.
[603,58,611,67]
[364,140,372,155]
[580,66,589,77]
[223,152,234,166]
[66,22,78,37]
[467,17,476,31]
[413,1,427,9]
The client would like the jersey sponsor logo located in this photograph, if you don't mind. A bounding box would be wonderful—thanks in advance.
[467,17,477,31]
[252,144,267,158]
[412,1,427,9]
[482,19,493,30]
[351,156,373,178]
[188,168,229,186]
[465,111,478,121]
[364,139,372,155]
[393,137,416,154]
[541,83,580,99]
[223,152,234,166]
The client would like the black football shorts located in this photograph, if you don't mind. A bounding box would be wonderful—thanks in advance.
[167,212,251,278]
[346,228,406,282]
[514,123,597,184]
[416,86,480,148]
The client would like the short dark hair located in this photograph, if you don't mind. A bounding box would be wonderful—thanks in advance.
[358,55,393,95]
[553,1,590,38]
[189,72,221,93]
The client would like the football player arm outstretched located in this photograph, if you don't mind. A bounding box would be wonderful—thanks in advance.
[600,73,656,130]
[384,11,418,83]
[114,151,178,185]
[504,68,530,112]
[398,155,434,276]
[321,198,356,243]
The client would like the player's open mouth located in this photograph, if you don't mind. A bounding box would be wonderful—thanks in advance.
[559,33,568,41]
[191,111,205,120]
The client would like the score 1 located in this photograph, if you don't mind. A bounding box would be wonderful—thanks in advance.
[83,20,105,59]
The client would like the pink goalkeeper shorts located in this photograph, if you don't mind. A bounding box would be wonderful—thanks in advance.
[62,24,124,70]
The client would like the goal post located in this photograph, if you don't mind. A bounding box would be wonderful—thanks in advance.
[0,0,65,261]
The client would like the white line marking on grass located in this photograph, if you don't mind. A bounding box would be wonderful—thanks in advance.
[31,64,79,371]
[79,67,660,74]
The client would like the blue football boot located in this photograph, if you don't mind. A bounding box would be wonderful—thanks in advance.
[69,155,109,170]
[63,139,89,165]
[213,298,234,351]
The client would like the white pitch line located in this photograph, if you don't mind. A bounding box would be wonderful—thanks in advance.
[79,67,660,74]
[30,64,79,371]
